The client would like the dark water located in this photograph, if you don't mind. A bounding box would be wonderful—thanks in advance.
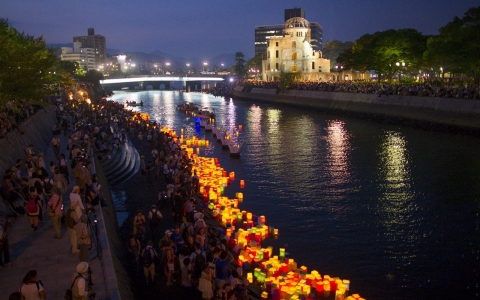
[111,90,480,300]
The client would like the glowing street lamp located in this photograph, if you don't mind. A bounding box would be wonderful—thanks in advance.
[165,62,170,75]
[203,62,208,72]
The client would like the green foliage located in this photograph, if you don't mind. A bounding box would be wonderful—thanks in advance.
[278,71,299,91]
[337,29,427,82]
[233,51,247,77]
[424,6,480,84]
[0,19,60,110]
[322,40,354,71]
[246,54,263,72]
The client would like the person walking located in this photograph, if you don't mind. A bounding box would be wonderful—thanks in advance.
[26,187,42,231]
[19,270,46,300]
[74,214,91,262]
[47,188,63,239]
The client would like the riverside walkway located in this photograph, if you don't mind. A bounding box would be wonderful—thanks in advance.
[0,117,111,300]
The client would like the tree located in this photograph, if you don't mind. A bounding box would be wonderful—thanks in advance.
[322,40,354,71]
[424,6,480,83]
[0,19,58,110]
[278,71,300,91]
[233,51,247,77]
[246,53,263,73]
[337,29,427,82]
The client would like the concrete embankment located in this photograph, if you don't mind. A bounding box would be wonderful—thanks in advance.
[233,86,480,133]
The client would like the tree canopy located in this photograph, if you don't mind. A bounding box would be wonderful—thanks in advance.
[424,6,480,83]
[322,40,354,71]
[0,19,61,110]
[233,51,247,77]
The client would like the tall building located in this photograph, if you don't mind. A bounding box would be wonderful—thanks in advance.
[261,17,330,81]
[73,28,106,67]
[255,8,323,56]
[60,42,96,70]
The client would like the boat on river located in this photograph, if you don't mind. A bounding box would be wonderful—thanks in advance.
[228,142,240,157]
[197,107,216,119]
[125,101,143,107]
[176,102,199,112]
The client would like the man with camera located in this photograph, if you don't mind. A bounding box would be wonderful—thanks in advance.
[72,262,95,300]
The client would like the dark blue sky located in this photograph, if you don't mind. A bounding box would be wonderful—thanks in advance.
[3,0,478,60]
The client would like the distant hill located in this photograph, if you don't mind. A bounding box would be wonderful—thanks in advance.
[47,43,236,69]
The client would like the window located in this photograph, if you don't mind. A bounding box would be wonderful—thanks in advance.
[292,41,296,48]
[276,42,278,47]
[276,50,279,58]
[292,52,297,60]
[275,63,279,70]
[292,65,297,72]
[312,62,315,70]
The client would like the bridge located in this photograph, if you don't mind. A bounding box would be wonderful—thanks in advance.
[99,76,225,91]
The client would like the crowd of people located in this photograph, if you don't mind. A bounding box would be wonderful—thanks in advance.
[208,79,480,100]
[0,96,129,299]
[1,92,251,299]
[124,115,250,300]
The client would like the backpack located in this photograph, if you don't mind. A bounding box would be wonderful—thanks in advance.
[150,209,160,227]
[143,248,154,267]
[27,195,38,214]
[44,179,54,195]
[182,223,192,241]
[65,208,76,229]
[193,251,206,278]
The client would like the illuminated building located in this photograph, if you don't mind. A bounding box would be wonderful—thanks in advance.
[255,8,323,56]
[73,28,106,67]
[261,17,330,81]
[60,42,95,70]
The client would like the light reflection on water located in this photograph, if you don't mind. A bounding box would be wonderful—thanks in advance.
[110,91,480,300]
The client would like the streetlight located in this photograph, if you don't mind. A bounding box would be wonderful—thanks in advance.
[165,62,170,75]
[203,62,208,73]
[221,63,224,71]
[186,63,190,74]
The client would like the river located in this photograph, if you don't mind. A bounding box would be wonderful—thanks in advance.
[110,90,480,300]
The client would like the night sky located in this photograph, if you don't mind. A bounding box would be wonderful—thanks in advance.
[2,0,478,60]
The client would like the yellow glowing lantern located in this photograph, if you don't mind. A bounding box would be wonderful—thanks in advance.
[247,272,253,283]
[261,292,268,299]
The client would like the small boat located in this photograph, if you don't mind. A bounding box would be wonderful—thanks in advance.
[177,102,199,112]
[205,122,213,131]
[197,107,216,119]
[221,133,230,149]
[126,101,143,107]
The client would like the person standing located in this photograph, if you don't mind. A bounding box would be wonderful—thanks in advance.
[148,205,162,241]
[70,186,84,218]
[133,210,146,240]
[74,214,91,262]
[72,262,95,300]
[47,189,63,239]
[19,270,46,300]
[141,240,158,285]
[0,216,12,269]
[65,204,80,254]
[51,134,61,159]
[26,187,42,231]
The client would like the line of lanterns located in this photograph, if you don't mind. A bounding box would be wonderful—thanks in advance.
[161,126,365,300]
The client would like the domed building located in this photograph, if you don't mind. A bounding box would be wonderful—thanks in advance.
[262,17,331,81]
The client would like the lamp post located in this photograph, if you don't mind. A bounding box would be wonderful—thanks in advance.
[165,62,170,75]
[186,63,190,75]
[203,62,208,73]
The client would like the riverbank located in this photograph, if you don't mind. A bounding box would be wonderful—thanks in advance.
[232,86,480,134]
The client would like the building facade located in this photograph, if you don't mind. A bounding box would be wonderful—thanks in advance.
[262,17,330,82]
[60,42,96,70]
[73,28,106,67]
[255,8,323,56]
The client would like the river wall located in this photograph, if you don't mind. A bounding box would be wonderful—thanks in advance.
[233,86,480,132]
[0,108,57,215]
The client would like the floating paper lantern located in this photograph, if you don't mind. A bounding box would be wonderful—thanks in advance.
[239,125,243,131]
[229,172,235,180]
[247,272,253,283]
[240,180,245,188]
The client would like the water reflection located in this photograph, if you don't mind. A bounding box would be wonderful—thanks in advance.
[378,131,419,272]
[325,120,351,189]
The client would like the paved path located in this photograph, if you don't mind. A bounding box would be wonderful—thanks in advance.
[0,127,108,300]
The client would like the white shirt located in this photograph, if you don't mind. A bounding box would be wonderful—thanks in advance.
[20,282,44,300]
[70,192,84,217]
